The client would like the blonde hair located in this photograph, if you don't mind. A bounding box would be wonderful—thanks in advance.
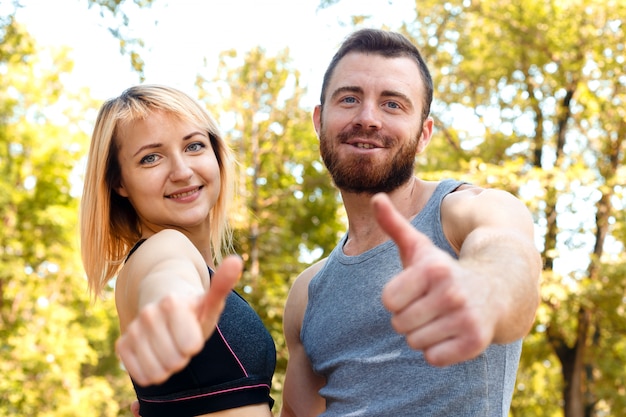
[80,85,234,297]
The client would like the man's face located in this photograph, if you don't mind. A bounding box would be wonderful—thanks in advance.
[314,52,433,195]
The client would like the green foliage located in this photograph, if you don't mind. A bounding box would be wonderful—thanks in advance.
[84,0,157,77]
[0,18,133,417]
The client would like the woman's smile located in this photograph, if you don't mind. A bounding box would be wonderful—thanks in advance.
[166,185,204,201]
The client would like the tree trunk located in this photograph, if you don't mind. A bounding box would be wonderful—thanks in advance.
[557,307,591,417]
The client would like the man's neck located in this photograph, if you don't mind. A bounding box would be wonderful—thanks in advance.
[340,177,435,256]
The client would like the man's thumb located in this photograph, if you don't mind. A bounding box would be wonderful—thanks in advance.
[372,193,432,266]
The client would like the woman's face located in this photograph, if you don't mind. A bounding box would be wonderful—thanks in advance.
[114,110,221,234]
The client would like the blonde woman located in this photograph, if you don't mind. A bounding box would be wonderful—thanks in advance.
[81,85,275,417]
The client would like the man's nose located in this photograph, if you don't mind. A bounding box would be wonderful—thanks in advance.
[353,102,382,130]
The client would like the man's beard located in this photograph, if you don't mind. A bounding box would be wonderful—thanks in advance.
[319,125,421,195]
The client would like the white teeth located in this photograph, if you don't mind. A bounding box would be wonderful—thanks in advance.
[355,143,374,149]
[169,189,197,199]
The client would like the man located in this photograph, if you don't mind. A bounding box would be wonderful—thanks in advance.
[281,28,542,416]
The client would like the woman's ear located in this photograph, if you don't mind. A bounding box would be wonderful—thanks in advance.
[114,181,129,197]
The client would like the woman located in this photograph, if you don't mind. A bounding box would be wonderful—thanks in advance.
[80,85,276,416]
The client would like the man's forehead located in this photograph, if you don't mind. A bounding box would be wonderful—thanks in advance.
[329,53,424,94]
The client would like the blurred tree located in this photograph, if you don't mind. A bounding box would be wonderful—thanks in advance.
[0,17,134,417]
[196,47,344,411]
[321,0,626,416]
[84,0,156,77]
[2,0,155,78]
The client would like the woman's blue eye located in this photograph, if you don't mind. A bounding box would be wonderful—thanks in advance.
[186,142,206,152]
[140,154,159,164]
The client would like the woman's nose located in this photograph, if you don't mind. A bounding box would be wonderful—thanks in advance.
[169,155,193,182]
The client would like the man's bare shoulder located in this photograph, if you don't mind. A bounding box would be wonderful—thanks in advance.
[289,257,328,300]
[450,182,484,197]
[445,184,526,212]
[284,257,328,335]
[442,184,534,250]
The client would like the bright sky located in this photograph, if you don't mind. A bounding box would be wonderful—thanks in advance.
[14,0,416,107]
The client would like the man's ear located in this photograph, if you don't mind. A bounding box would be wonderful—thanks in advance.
[417,117,434,153]
[312,105,322,138]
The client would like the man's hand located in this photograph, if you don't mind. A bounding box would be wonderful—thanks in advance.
[116,255,243,386]
[372,193,496,367]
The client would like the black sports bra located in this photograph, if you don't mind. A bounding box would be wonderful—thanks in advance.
[126,240,276,416]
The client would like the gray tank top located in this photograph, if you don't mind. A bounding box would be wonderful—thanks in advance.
[301,179,522,416]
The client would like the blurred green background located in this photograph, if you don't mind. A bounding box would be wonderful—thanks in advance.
[1,0,624,415]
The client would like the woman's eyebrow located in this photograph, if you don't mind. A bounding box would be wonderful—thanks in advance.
[131,131,206,157]
[182,131,206,140]
[133,142,162,157]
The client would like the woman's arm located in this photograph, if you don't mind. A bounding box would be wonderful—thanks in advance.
[115,229,241,386]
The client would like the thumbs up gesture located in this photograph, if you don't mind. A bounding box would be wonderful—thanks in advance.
[372,193,496,367]
[116,255,243,386]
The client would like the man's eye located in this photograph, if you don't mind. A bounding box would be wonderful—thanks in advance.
[385,102,400,109]
[342,96,358,104]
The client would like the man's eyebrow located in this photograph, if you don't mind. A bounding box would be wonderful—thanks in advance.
[381,90,414,110]
[330,86,415,110]
[330,86,363,101]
